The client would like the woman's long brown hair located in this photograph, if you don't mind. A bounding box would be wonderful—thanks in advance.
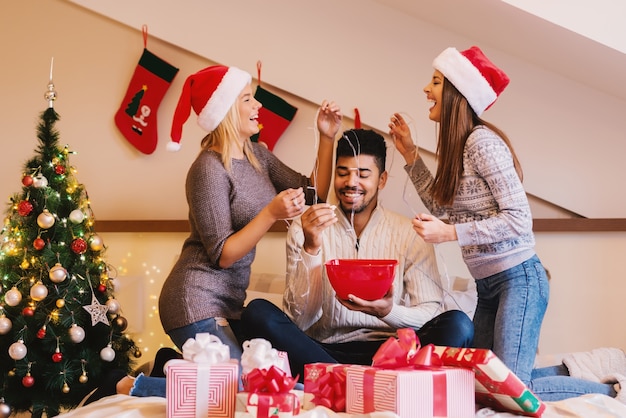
[432,78,523,206]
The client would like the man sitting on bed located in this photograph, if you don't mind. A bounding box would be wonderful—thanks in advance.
[240,128,474,379]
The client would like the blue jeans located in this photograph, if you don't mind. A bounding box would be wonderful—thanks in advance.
[528,365,617,401]
[473,255,549,384]
[167,317,244,362]
[240,299,474,380]
[472,255,617,401]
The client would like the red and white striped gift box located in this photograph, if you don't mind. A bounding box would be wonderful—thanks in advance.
[165,359,239,418]
[346,365,475,418]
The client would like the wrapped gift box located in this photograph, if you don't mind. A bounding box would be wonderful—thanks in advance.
[246,392,300,417]
[303,363,350,412]
[345,365,475,418]
[433,346,546,417]
[236,391,303,418]
[165,359,239,418]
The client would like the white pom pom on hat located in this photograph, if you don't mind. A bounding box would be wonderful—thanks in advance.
[432,46,510,116]
[168,65,251,151]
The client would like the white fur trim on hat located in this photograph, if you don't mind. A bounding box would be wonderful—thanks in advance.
[433,47,497,117]
[197,67,251,133]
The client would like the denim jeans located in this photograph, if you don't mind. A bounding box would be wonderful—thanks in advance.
[529,364,617,401]
[240,298,474,380]
[166,317,244,361]
[473,255,549,384]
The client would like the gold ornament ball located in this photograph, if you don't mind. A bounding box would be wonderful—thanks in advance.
[79,374,88,384]
[62,383,70,393]
[49,263,67,283]
[8,369,15,377]
[114,316,128,331]
[56,298,66,308]
[134,349,142,358]
[89,234,104,251]
[37,209,55,229]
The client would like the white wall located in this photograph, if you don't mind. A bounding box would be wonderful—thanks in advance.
[1,0,625,360]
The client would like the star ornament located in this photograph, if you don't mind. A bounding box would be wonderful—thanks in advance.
[83,294,110,326]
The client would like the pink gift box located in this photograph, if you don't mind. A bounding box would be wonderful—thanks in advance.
[303,363,349,412]
[345,365,475,418]
[246,392,300,417]
[165,359,239,418]
[433,346,546,417]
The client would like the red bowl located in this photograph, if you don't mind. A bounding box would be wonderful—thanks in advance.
[325,259,398,301]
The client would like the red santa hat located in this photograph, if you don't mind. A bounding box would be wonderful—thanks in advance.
[168,65,251,151]
[432,46,510,116]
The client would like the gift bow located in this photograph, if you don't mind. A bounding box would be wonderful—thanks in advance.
[309,366,346,412]
[246,365,298,394]
[241,338,281,374]
[181,332,230,364]
[372,328,442,369]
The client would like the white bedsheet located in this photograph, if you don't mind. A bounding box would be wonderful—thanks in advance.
[54,393,626,418]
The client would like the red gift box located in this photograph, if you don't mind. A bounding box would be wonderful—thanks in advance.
[165,359,239,418]
[303,363,349,412]
[433,346,546,417]
[246,392,300,417]
[346,365,475,418]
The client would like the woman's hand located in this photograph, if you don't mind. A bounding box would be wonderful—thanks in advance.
[267,188,306,221]
[389,113,419,164]
[411,213,457,244]
[317,100,342,142]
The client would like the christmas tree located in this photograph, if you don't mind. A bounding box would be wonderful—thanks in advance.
[0,69,140,417]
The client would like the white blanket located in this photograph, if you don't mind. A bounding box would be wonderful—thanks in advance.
[54,393,626,418]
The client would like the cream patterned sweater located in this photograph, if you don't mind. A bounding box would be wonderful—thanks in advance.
[283,204,444,344]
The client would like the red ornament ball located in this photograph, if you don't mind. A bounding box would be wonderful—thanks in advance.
[22,175,34,187]
[17,201,33,216]
[52,352,63,363]
[33,237,45,251]
[54,165,66,175]
[37,328,46,339]
[22,375,35,387]
[97,283,107,293]
[70,238,87,254]
[22,307,35,317]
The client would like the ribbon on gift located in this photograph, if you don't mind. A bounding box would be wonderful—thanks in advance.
[364,328,448,416]
[308,366,347,412]
[176,333,232,418]
[246,366,299,418]
[181,332,230,364]
[241,338,281,374]
[372,328,443,369]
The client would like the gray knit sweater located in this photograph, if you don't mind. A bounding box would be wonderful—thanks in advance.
[159,143,311,332]
[405,126,536,280]
[283,204,444,344]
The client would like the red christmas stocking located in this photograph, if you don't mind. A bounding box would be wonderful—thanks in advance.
[115,26,179,154]
[250,62,297,151]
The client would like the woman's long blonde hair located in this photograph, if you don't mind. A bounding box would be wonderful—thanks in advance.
[432,78,523,206]
[199,98,261,172]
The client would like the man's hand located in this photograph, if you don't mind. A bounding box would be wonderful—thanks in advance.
[301,203,337,255]
[336,285,394,318]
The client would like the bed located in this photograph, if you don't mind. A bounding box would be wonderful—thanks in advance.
[52,273,625,418]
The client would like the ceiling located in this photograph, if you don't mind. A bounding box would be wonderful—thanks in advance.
[373,0,626,101]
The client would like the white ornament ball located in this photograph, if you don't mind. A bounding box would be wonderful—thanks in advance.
[4,287,22,307]
[69,324,85,343]
[8,340,27,360]
[105,298,121,314]
[30,282,48,301]
[0,316,12,335]
[100,344,115,362]
[49,263,67,283]
[33,174,48,188]
[37,210,55,229]
[89,235,104,252]
[0,401,11,418]
[69,209,85,224]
